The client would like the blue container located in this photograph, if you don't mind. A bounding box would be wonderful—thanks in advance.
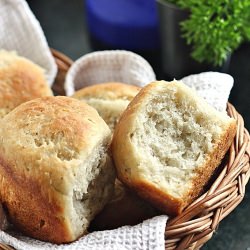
[85,0,160,50]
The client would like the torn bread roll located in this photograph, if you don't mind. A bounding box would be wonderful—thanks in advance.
[112,80,236,216]
[0,96,115,243]
[0,50,52,119]
[72,82,140,131]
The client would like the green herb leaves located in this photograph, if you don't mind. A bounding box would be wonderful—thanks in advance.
[164,0,250,66]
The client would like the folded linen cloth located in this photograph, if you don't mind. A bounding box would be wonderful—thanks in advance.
[64,50,156,96]
[181,72,234,112]
[0,215,168,250]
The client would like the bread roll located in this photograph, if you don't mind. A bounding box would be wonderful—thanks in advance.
[72,82,140,131]
[0,50,52,119]
[112,80,236,216]
[0,96,115,243]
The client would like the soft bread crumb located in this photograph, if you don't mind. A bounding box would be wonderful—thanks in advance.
[131,87,226,197]
[83,98,130,131]
[71,147,114,238]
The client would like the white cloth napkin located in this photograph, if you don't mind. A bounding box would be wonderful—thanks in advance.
[181,72,234,112]
[0,0,57,85]
[0,216,168,250]
[65,50,156,96]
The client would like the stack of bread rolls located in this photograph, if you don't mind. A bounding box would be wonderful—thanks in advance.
[0,51,236,244]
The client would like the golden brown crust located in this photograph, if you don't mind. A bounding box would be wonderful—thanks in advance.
[0,156,72,243]
[72,82,141,101]
[0,96,111,243]
[0,52,52,118]
[112,80,237,216]
[117,174,184,216]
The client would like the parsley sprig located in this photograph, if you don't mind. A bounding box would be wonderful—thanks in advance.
[165,0,250,66]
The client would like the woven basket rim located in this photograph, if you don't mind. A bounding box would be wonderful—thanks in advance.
[0,49,249,250]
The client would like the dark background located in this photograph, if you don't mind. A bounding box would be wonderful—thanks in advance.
[28,1,250,249]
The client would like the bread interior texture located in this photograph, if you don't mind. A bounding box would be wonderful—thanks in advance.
[83,98,130,130]
[70,144,114,237]
[130,87,229,199]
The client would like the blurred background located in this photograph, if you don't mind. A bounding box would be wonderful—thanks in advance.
[27,1,250,249]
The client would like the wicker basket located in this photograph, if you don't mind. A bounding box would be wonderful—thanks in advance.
[0,49,249,250]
